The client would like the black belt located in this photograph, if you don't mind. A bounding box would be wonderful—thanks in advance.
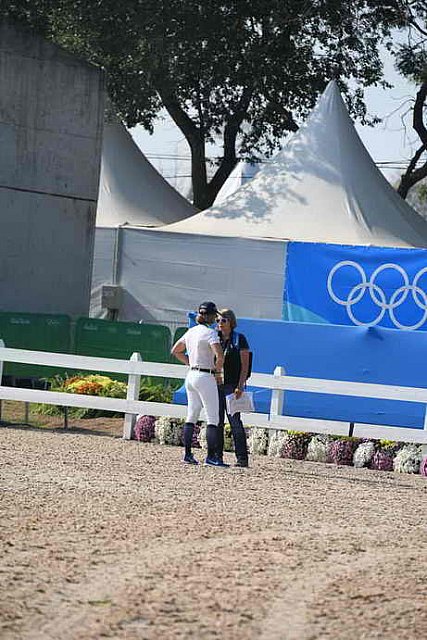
[190,366,216,374]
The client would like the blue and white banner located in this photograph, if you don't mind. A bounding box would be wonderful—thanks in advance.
[283,242,427,331]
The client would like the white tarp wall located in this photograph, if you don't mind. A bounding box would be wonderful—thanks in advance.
[0,22,104,316]
[91,227,286,323]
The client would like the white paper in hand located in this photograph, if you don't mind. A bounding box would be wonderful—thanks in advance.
[226,391,255,416]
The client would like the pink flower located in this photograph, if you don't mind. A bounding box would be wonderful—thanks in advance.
[327,439,358,466]
[280,432,310,460]
[134,415,156,442]
[419,456,427,477]
[370,449,394,471]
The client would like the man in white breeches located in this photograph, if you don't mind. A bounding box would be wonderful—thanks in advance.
[171,301,226,467]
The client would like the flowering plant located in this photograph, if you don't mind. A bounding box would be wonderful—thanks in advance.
[63,375,127,398]
[249,427,268,455]
[393,444,422,474]
[134,415,156,442]
[280,431,311,460]
[369,440,400,471]
[34,373,128,418]
[327,437,359,466]
[224,423,234,452]
[306,434,331,463]
[267,430,287,457]
[353,440,376,468]
[370,449,395,471]
[154,416,184,446]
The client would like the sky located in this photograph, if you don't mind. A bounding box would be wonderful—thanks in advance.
[130,44,420,190]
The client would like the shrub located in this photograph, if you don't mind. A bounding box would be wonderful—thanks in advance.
[306,434,331,463]
[34,373,127,418]
[155,416,184,446]
[327,437,359,466]
[249,427,268,455]
[134,415,156,442]
[393,444,423,474]
[353,440,376,468]
[369,440,400,471]
[267,430,288,457]
[280,431,311,460]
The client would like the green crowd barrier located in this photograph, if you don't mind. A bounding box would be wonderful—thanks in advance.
[73,318,172,382]
[0,312,71,379]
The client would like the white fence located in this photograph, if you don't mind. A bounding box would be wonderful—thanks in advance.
[0,343,427,451]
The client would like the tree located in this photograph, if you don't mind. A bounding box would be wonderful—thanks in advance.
[395,2,427,199]
[3,1,407,209]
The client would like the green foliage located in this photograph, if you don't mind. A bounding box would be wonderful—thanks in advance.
[3,0,406,207]
[34,373,175,419]
[139,381,174,404]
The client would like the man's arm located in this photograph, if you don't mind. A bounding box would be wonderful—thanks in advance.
[171,340,189,366]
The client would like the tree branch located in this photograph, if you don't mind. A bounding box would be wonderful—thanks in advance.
[413,80,427,147]
[208,86,254,197]
[397,144,427,198]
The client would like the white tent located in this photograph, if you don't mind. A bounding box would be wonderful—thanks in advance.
[214,160,261,205]
[92,81,427,323]
[164,81,427,247]
[96,120,196,227]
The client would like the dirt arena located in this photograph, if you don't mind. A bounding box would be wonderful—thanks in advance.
[1,419,426,640]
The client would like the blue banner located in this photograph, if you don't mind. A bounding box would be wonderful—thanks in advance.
[283,242,427,331]
[173,317,427,429]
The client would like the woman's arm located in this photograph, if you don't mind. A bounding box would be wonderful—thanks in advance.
[170,340,189,366]
[235,349,250,397]
[211,342,224,383]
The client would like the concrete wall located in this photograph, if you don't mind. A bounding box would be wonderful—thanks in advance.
[0,22,104,316]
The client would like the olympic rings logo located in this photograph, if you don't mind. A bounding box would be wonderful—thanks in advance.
[327,261,427,330]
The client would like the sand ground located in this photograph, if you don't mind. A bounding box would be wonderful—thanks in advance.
[1,419,426,640]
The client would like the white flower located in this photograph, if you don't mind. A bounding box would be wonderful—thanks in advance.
[267,430,288,457]
[306,434,330,463]
[353,441,375,468]
[199,423,207,450]
[155,416,183,446]
[249,427,268,455]
[393,444,423,474]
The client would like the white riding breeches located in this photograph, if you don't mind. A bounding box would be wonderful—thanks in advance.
[185,370,219,425]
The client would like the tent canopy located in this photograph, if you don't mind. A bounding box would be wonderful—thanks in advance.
[164,81,427,248]
[96,120,196,227]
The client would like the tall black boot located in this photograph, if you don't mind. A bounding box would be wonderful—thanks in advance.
[206,424,218,460]
[183,422,195,456]
[216,423,225,462]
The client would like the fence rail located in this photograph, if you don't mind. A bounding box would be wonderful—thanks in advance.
[0,344,426,449]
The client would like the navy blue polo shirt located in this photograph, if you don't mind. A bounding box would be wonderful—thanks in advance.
[219,330,249,387]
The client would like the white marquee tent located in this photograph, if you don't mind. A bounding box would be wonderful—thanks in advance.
[165,81,427,247]
[96,120,196,227]
[214,160,261,205]
[92,81,427,324]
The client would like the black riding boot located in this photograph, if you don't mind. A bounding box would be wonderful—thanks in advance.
[183,422,195,456]
[206,424,218,460]
[216,423,225,462]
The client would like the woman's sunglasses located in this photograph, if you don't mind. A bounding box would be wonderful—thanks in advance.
[217,317,229,324]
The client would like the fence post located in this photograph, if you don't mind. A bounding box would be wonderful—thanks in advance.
[123,352,142,440]
[270,366,285,418]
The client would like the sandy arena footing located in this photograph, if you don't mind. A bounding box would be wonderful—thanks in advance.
[1,425,426,639]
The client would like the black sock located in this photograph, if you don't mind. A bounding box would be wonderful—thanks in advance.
[183,422,194,456]
[206,424,218,459]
